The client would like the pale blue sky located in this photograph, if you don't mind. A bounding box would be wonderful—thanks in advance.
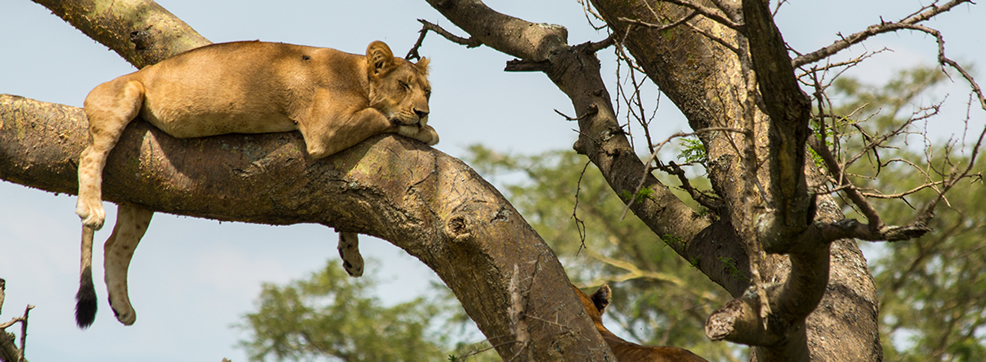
[1,1,982,361]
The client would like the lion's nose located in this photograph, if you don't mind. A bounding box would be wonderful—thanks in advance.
[414,109,429,119]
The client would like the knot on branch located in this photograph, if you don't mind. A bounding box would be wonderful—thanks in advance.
[129,27,154,52]
[446,215,472,242]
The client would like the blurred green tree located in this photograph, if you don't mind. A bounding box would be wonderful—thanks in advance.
[238,260,447,361]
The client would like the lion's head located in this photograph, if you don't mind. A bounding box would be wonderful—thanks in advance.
[365,41,432,140]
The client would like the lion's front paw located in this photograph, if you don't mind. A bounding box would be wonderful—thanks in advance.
[413,125,439,146]
[76,199,106,230]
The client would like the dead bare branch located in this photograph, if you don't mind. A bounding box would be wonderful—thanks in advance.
[792,0,973,68]
[0,297,33,362]
[807,136,885,230]
[796,48,891,83]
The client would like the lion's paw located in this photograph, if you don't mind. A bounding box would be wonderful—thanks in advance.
[76,199,106,230]
[413,125,439,146]
[110,301,136,326]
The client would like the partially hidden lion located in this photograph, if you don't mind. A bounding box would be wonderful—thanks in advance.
[74,40,437,328]
[574,285,709,362]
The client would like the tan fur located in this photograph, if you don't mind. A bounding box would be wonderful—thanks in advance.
[74,41,435,328]
[574,285,708,362]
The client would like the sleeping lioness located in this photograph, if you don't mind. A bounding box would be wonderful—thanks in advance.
[74,40,437,328]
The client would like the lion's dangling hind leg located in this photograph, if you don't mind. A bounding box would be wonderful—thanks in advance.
[103,204,153,325]
[75,78,146,328]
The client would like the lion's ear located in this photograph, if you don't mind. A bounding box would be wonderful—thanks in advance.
[590,284,611,315]
[366,41,394,76]
[415,57,430,76]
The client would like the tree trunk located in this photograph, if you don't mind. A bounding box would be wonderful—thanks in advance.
[2,0,615,359]
[425,0,883,360]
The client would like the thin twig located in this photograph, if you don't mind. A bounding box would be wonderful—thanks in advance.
[807,136,884,231]
[653,0,743,31]
[618,11,699,33]
[573,160,592,255]
[554,104,599,122]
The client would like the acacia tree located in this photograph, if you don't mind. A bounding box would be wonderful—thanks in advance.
[1,0,983,361]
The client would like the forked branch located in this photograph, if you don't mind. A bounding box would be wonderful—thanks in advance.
[0,280,33,362]
[405,18,482,60]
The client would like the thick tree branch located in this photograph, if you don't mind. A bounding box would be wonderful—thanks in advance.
[0,93,610,360]
[425,0,568,61]
[741,0,812,252]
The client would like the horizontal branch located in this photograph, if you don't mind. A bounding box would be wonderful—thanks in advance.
[426,0,568,61]
[814,219,930,242]
[0,94,611,359]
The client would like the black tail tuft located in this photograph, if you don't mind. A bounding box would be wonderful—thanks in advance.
[75,266,97,329]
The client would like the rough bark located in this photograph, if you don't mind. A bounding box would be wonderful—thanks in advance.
[3,0,615,359]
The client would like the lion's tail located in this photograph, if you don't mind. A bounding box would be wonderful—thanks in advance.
[75,225,97,328]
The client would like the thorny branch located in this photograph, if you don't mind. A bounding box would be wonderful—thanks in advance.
[659,160,724,212]
[796,48,890,84]
[792,0,972,68]
[572,160,592,254]
[621,127,746,219]
[800,2,986,242]
[618,11,700,33]
[807,136,885,230]
[613,41,658,152]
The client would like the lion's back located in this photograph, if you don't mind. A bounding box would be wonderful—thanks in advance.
[132,41,364,137]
